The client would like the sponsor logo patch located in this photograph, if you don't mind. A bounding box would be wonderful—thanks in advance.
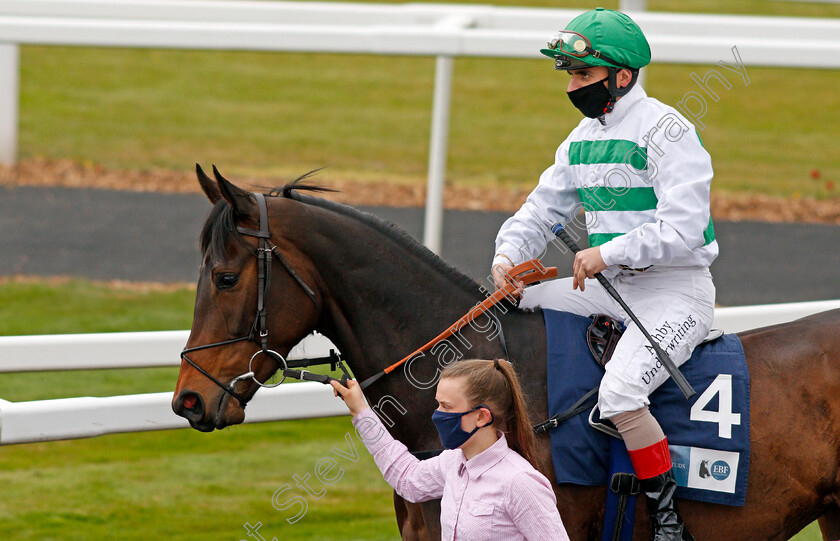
[670,445,739,494]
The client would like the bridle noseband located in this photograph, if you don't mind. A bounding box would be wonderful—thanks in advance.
[179,192,321,407]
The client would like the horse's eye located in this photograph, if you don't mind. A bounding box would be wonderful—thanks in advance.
[215,273,239,290]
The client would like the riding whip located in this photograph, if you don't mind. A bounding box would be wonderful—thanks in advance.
[552,224,696,399]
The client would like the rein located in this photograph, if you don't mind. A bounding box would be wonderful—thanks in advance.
[359,259,558,390]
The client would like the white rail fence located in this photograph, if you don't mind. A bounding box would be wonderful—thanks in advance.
[2,1,840,253]
[1,299,839,446]
[0,332,348,445]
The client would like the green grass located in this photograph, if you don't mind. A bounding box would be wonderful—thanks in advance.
[0,279,827,540]
[0,280,196,336]
[0,419,400,541]
[17,2,840,200]
[258,0,840,17]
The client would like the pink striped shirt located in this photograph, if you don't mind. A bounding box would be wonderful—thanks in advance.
[352,408,569,541]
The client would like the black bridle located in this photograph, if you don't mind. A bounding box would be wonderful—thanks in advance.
[179,192,346,408]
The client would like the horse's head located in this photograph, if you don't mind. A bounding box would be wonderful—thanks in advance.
[172,165,322,431]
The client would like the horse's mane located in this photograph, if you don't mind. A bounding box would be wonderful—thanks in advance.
[200,175,485,299]
[278,176,484,297]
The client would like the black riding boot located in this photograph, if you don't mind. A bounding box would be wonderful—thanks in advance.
[641,470,692,541]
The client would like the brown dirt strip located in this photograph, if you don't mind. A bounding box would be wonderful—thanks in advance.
[0,274,196,291]
[2,158,839,224]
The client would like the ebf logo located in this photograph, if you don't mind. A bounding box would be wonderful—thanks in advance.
[710,460,731,481]
[698,459,731,481]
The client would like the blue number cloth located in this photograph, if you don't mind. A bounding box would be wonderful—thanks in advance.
[544,309,750,506]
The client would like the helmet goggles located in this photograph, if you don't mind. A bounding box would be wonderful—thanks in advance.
[545,30,633,71]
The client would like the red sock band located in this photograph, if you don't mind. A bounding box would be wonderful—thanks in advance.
[627,438,672,479]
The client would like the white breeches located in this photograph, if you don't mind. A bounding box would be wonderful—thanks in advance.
[520,267,715,418]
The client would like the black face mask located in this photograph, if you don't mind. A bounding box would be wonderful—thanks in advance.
[567,77,613,118]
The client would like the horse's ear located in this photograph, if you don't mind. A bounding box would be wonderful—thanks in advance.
[196,164,222,204]
[212,165,255,217]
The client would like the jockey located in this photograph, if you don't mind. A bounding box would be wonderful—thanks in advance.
[491,8,717,541]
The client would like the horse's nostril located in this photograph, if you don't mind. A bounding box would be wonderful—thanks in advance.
[182,393,198,410]
[174,391,205,423]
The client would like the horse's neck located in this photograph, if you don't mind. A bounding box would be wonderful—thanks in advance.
[296,211,503,445]
[309,218,490,378]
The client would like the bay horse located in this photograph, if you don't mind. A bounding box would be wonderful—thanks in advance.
[172,166,840,541]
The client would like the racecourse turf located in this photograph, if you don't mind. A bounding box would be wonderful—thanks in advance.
[16,1,840,201]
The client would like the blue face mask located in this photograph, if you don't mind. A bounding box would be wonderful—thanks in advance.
[431,405,495,450]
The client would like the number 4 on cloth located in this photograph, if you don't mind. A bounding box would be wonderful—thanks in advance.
[689,374,742,439]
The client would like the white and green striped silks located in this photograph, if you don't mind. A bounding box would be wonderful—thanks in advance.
[495,84,718,273]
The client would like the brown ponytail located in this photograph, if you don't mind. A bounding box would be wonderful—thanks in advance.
[440,359,541,471]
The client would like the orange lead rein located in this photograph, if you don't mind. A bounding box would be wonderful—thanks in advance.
[382,259,558,375]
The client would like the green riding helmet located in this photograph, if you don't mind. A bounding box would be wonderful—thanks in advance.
[540,7,651,72]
